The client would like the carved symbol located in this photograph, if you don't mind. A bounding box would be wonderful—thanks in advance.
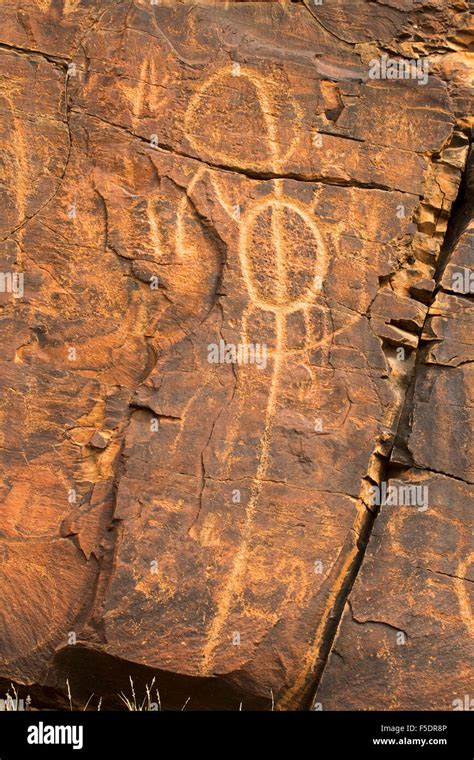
[182,64,359,673]
[456,552,473,638]
[133,58,161,120]
[183,64,303,172]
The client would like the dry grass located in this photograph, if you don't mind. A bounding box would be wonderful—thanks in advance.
[66,678,102,711]
[118,676,162,711]
[63,676,275,711]
[65,676,161,711]
[2,684,31,711]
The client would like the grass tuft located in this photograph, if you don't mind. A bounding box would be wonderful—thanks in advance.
[3,684,31,711]
[118,677,162,711]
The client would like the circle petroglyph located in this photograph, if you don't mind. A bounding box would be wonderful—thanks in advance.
[240,197,329,311]
[184,65,301,170]
[181,64,360,674]
[199,183,334,670]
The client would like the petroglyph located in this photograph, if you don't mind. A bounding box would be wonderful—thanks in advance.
[2,91,35,235]
[3,0,471,712]
[127,56,165,122]
[183,65,355,672]
[184,64,303,171]
[89,61,361,678]
[456,553,474,638]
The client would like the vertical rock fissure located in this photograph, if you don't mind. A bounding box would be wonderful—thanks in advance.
[307,132,473,709]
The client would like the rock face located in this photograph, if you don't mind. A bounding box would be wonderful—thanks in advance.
[315,166,474,711]
[0,0,472,710]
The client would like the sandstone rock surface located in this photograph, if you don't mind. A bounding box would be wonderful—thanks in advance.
[0,0,472,710]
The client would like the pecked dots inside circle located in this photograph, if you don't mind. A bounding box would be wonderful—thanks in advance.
[286,310,307,351]
[280,205,324,302]
[242,199,328,310]
[245,204,281,306]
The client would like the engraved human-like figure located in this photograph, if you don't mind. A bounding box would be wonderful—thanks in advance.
[98,63,360,690]
[179,65,359,671]
[200,173,334,669]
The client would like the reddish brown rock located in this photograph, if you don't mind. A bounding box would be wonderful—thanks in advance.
[0,0,472,710]
[315,161,474,710]
[315,471,474,710]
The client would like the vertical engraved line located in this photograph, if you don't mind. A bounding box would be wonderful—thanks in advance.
[455,550,473,638]
[219,306,251,480]
[133,58,150,120]
[175,167,205,261]
[201,314,285,671]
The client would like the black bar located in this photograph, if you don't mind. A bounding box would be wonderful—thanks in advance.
[0,711,472,758]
